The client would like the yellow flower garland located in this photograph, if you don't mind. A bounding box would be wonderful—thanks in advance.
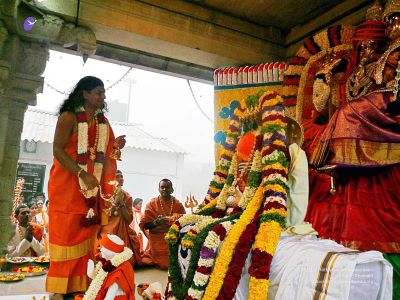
[248,220,282,300]
[202,186,265,300]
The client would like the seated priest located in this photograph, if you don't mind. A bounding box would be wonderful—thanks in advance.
[8,204,45,257]
[139,179,186,269]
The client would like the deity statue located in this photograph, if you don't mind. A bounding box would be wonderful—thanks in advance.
[374,0,400,114]
[304,0,400,255]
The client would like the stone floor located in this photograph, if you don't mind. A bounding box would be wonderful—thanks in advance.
[0,266,168,299]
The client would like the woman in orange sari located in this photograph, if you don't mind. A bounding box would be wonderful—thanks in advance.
[46,76,126,299]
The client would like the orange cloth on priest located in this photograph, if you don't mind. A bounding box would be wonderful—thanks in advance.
[139,197,185,269]
[101,190,144,267]
[46,122,116,294]
[95,260,136,300]
[29,222,45,257]
[30,222,44,242]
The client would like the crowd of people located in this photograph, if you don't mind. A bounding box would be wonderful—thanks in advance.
[6,76,186,300]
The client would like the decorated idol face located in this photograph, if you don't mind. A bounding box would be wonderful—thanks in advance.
[387,13,400,40]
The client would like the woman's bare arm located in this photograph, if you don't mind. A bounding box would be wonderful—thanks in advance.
[53,112,80,175]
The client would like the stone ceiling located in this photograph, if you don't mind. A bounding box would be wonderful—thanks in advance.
[2,0,374,82]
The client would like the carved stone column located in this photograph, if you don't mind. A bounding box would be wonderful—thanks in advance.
[0,23,48,255]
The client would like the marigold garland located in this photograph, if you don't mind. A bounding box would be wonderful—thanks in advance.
[238,151,262,209]
[168,91,290,300]
[202,186,265,300]
[247,93,289,300]
[216,208,262,300]
[167,213,241,300]
[202,109,240,206]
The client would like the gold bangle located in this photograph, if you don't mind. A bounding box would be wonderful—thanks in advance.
[77,168,84,178]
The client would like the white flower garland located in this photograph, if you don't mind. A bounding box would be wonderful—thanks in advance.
[83,247,133,300]
[178,214,214,228]
[187,220,236,299]
[77,106,109,195]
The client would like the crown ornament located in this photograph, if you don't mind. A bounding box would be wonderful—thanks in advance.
[366,0,383,20]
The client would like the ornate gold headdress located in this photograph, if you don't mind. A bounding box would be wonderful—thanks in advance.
[383,0,400,22]
[366,0,383,21]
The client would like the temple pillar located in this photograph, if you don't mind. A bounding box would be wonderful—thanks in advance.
[0,20,48,255]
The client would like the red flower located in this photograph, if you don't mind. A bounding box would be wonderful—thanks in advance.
[196,266,212,275]
[263,201,286,211]
[262,168,288,178]
[229,206,243,216]
[97,114,106,123]
[213,224,227,240]
[212,208,225,218]
[217,212,261,300]
[153,292,161,299]
[248,249,273,279]
[76,113,87,122]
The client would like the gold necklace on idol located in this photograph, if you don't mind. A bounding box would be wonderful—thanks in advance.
[158,196,174,216]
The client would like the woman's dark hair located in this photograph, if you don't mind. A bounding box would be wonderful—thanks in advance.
[26,199,37,208]
[58,76,106,114]
[132,198,143,207]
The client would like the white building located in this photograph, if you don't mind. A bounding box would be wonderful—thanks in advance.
[18,108,186,207]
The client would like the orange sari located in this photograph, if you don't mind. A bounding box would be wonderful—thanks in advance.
[46,123,116,294]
